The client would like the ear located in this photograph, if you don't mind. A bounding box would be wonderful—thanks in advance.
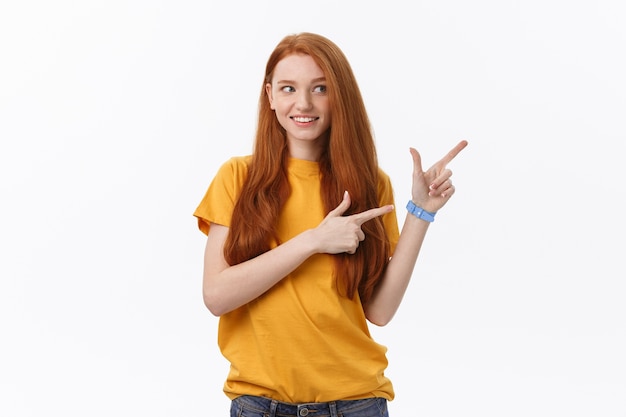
[265,83,275,110]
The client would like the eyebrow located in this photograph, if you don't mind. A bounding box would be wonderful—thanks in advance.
[275,77,326,85]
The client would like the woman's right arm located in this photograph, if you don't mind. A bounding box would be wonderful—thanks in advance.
[202,192,392,316]
[202,223,319,316]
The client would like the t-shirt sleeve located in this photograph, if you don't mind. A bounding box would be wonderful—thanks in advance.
[377,169,400,255]
[193,157,249,235]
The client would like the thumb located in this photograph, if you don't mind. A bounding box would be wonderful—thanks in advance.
[326,190,351,218]
[410,147,424,174]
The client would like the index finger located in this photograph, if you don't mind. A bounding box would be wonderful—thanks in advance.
[352,205,394,226]
[438,140,468,166]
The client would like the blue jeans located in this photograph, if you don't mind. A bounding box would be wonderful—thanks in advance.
[230,395,389,417]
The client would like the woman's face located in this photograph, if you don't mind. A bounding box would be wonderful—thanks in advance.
[266,53,331,159]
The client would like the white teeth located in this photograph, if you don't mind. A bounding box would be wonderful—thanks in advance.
[293,117,315,122]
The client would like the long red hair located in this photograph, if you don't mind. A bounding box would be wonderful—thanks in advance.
[224,32,391,304]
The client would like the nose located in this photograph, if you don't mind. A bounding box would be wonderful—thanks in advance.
[295,90,313,110]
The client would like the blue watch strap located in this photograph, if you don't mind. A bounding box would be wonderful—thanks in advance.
[406,200,436,222]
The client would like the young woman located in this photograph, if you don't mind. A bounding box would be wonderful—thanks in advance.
[194,32,467,417]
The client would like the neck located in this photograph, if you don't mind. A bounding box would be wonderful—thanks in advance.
[287,136,327,162]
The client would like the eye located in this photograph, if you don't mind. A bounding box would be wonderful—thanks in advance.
[313,85,327,94]
[280,86,295,93]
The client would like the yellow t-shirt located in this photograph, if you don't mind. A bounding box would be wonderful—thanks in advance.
[194,156,400,403]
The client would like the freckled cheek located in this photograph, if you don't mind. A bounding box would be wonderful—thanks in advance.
[275,113,293,131]
[320,113,331,130]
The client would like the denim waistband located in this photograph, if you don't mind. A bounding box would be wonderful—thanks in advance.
[233,394,384,417]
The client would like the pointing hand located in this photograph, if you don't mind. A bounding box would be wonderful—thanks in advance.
[313,191,393,254]
[410,140,468,213]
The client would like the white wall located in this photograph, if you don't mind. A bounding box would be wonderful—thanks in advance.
[1,1,624,416]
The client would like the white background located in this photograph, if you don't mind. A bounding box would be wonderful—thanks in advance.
[1,1,625,416]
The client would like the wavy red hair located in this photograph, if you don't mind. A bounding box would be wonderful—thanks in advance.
[224,32,391,305]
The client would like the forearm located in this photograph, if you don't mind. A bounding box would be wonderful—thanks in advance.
[364,213,429,326]
[203,229,318,316]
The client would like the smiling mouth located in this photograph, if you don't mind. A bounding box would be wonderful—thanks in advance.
[291,116,318,123]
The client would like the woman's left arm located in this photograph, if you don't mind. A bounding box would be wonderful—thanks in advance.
[364,140,468,326]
